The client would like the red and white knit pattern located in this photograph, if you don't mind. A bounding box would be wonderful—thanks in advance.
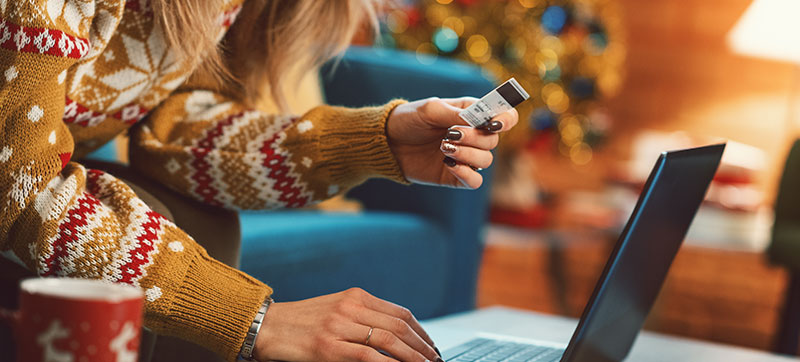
[87,170,169,287]
[249,119,312,209]
[33,169,170,289]
[0,18,90,59]
[181,111,314,209]
[63,97,149,126]
[38,190,112,277]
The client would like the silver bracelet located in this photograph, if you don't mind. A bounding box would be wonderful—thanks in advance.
[240,297,273,361]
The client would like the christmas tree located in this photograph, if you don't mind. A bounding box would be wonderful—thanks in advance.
[379,0,624,165]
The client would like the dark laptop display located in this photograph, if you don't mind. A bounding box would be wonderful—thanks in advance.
[443,144,725,362]
[561,143,726,362]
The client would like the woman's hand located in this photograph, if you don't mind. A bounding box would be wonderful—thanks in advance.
[386,97,518,189]
[253,288,441,362]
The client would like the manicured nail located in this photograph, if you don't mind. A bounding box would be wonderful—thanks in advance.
[434,346,442,357]
[436,358,444,362]
[441,141,457,154]
[445,129,462,141]
[485,120,503,132]
[443,156,457,167]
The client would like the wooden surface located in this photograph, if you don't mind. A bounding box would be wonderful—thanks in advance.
[477,226,789,352]
[422,306,800,362]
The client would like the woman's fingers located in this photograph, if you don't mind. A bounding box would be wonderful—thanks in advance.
[440,142,493,169]
[367,328,430,362]
[445,126,499,150]
[338,324,427,362]
[443,158,483,189]
[360,294,437,350]
[337,341,399,362]
[354,309,440,362]
[490,108,519,132]
[440,96,478,109]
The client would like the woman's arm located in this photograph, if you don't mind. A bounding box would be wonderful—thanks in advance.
[129,88,408,210]
[129,91,517,211]
[0,3,272,361]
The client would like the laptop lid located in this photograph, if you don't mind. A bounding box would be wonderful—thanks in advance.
[561,143,726,362]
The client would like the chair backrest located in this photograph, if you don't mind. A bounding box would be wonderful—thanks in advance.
[768,139,800,268]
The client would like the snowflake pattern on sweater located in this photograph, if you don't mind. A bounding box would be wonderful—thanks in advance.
[0,0,406,361]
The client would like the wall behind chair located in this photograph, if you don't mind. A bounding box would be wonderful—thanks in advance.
[605,0,800,204]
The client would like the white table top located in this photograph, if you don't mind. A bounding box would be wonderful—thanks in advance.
[421,306,799,362]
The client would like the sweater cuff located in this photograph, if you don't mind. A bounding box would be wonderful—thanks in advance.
[161,251,272,362]
[315,99,409,185]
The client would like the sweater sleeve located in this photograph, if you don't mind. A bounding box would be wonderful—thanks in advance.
[128,88,408,210]
[0,3,270,361]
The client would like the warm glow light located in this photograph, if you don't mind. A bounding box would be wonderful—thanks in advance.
[570,143,593,165]
[466,35,490,60]
[442,17,465,36]
[386,10,409,34]
[727,0,800,64]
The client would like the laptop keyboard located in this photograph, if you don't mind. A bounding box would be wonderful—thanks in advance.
[445,338,564,362]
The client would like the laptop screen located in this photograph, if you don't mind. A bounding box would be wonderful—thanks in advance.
[561,144,725,362]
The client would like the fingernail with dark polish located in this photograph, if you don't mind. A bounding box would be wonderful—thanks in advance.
[486,120,503,132]
[436,358,444,362]
[446,129,462,141]
[443,156,457,167]
[441,142,457,154]
[434,346,442,357]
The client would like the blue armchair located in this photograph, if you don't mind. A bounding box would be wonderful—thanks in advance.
[238,47,496,319]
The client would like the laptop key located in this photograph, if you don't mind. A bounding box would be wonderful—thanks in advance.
[444,339,565,362]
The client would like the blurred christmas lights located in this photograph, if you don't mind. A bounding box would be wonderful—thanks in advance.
[380,0,624,164]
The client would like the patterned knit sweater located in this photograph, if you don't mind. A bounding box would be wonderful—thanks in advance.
[0,1,406,361]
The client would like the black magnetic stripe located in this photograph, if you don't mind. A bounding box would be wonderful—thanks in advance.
[496,82,525,107]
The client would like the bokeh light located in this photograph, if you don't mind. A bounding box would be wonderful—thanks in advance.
[426,4,449,26]
[535,49,559,71]
[559,116,583,146]
[541,6,568,34]
[442,16,465,35]
[381,0,625,165]
[386,10,409,34]
[540,65,562,83]
[569,142,593,165]
[540,36,565,55]
[530,108,558,130]
[544,86,570,113]
[433,27,460,53]
[416,42,438,65]
[467,34,491,62]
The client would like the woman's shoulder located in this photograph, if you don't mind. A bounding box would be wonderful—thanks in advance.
[0,0,127,35]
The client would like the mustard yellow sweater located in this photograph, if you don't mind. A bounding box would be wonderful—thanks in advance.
[0,1,406,361]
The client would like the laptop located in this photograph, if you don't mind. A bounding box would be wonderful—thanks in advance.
[441,143,726,362]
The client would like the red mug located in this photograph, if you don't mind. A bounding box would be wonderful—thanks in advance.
[0,277,144,362]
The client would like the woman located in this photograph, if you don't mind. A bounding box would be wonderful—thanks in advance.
[0,0,517,361]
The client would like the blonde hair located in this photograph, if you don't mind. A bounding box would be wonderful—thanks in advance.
[153,0,379,110]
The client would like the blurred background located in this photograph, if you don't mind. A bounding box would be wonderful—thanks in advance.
[99,0,800,356]
[352,0,800,355]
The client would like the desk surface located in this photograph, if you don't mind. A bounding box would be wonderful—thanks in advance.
[422,306,798,362]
